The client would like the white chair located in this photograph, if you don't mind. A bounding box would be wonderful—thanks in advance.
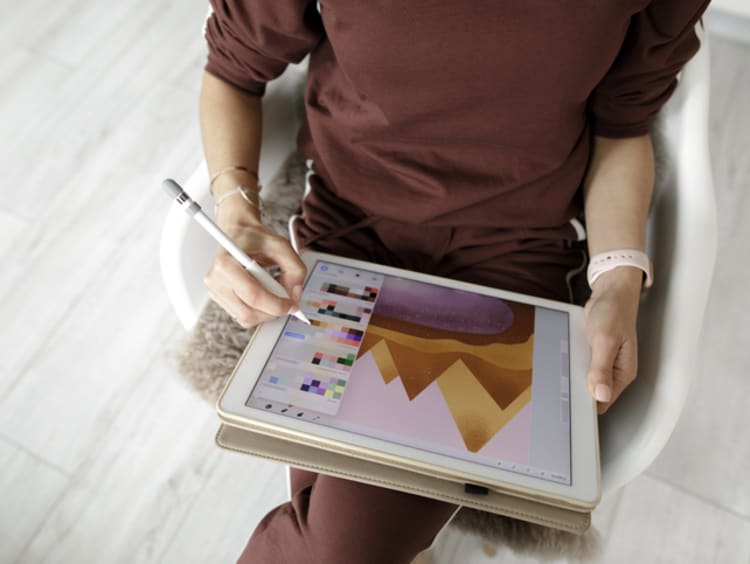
[597,24,716,494]
[160,28,716,502]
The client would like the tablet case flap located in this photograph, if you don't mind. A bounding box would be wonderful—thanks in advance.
[216,423,590,534]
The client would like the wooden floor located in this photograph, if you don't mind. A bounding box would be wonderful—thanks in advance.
[1,2,748,562]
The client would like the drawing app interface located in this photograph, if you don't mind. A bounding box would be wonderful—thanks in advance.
[247,260,572,485]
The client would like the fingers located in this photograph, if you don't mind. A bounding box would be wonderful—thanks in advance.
[208,252,296,316]
[604,339,638,414]
[204,228,307,325]
[207,287,276,329]
[587,331,638,414]
[258,236,308,298]
[587,332,618,410]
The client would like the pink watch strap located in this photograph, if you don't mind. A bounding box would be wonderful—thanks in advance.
[587,249,653,289]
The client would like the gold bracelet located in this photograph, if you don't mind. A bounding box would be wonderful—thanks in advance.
[209,165,259,195]
[213,185,262,217]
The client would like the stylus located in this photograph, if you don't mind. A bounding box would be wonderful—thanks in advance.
[161,178,311,325]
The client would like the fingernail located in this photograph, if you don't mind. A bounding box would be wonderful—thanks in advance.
[595,383,612,402]
[292,285,303,302]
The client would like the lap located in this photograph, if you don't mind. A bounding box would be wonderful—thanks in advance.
[238,467,457,564]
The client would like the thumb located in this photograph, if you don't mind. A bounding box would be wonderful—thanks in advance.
[587,334,618,404]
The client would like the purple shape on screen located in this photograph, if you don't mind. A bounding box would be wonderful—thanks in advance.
[373,276,514,334]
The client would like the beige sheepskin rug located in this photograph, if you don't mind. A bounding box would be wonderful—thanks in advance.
[172,152,602,559]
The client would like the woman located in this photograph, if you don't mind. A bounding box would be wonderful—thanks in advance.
[200,2,708,562]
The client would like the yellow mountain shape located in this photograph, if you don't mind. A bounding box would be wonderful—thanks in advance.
[359,324,533,406]
[437,359,532,452]
[368,339,399,384]
[361,324,533,370]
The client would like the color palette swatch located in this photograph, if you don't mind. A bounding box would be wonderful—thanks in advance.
[300,373,347,399]
[267,373,347,400]
[309,319,364,346]
[306,299,371,323]
[321,282,379,302]
[312,351,355,368]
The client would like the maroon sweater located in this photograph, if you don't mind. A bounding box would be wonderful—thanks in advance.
[205,1,707,233]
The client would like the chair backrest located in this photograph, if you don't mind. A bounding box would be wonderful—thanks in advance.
[598,25,717,495]
[159,26,717,497]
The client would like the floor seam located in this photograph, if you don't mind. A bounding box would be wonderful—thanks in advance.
[0,432,72,478]
[645,471,750,522]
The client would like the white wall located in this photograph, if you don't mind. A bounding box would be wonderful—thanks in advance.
[707,3,750,44]
[712,0,750,19]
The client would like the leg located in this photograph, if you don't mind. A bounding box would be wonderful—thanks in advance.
[237,470,458,564]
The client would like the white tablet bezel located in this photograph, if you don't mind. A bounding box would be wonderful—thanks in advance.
[218,251,601,510]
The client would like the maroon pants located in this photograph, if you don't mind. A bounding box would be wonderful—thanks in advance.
[238,468,459,564]
[238,176,585,563]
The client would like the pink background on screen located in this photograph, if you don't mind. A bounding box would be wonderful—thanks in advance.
[335,351,531,465]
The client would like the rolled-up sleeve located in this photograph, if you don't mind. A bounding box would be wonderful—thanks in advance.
[589,0,710,138]
[204,0,324,97]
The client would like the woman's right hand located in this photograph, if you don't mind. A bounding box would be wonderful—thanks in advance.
[204,196,308,329]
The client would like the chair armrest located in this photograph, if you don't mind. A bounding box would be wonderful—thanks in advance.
[599,25,718,495]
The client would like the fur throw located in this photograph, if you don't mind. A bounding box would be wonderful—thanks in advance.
[171,152,601,559]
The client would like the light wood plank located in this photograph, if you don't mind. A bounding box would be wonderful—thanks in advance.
[0,84,202,396]
[0,0,86,55]
[0,219,181,472]
[0,0,208,219]
[14,350,218,564]
[0,209,29,299]
[0,437,69,563]
[598,475,750,564]
[0,209,27,252]
[160,452,288,564]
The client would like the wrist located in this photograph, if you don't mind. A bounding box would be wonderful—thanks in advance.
[587,248,653,290]
[589,266,643,296]
[215,194,263,227]
[211,170,263,226]
[212,170,260,198]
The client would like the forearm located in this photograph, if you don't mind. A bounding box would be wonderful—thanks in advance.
[584,134,654,290]
[200,72,307,326]
[582,134,654,411]
[584,134,654,254]
[199,71,263,222]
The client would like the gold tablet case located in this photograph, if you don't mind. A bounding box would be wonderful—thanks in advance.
[215,422,591,534]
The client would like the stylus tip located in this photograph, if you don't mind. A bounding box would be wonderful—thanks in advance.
[293,310,312,325]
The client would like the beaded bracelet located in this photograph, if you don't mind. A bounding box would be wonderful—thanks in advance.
[209,165,259,195]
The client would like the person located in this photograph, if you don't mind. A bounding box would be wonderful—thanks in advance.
[199,2,709,562]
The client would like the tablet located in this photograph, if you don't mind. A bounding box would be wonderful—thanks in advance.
[218,251,600,510]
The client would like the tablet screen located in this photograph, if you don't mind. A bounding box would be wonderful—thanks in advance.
[246,260,572,485]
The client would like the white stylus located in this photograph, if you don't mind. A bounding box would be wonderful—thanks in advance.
[161,178,311,325]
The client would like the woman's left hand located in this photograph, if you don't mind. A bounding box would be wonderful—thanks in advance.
[584,267,643,414]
